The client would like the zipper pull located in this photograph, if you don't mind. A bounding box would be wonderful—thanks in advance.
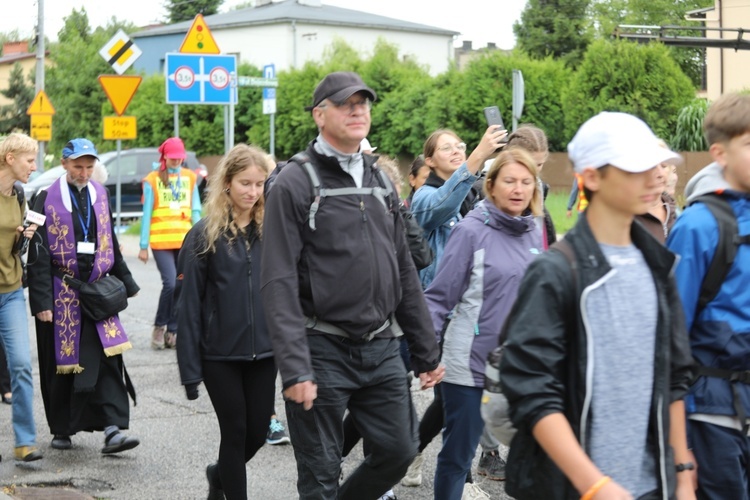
[360,200,367,222]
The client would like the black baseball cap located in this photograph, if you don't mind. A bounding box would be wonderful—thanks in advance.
[305,72,377,111]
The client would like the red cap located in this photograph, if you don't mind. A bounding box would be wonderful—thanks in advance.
[159,137,186,160]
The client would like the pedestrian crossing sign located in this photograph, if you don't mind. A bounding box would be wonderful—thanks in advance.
[179,14,221,54]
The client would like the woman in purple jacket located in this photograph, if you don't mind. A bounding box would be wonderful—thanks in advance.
[423,147,544,500]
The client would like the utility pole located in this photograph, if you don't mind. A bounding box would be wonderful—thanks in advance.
[35,0,46,170]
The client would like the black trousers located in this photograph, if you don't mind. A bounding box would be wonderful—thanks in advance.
[203,357,276,500]
[285,335,419,500]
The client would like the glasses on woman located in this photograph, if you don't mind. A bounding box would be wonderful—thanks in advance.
[319,98,372,114]
[437,142,467,154]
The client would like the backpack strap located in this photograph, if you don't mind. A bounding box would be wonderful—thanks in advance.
[691,194,750,316]
[291,153,394,231]
[549,238,578,294]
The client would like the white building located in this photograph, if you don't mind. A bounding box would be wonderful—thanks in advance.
[131,0,459,76]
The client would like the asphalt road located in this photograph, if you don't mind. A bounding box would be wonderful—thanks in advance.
[0,233,511,499]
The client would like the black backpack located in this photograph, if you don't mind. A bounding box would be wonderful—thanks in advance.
[265,152,395,231]
[688,193,750,433]
[690,193,750,317]
[11,182,29,287]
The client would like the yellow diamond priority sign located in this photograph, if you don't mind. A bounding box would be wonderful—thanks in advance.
[99,29,142,75]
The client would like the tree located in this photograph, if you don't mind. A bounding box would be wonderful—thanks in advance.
[590,0,715,86]
[561,39,695,143]
[0,63,34,133]
[165,0,224,23]
[45,10,137,154]
[514,0,592,65]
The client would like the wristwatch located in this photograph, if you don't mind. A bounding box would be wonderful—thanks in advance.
[675,462,695,473]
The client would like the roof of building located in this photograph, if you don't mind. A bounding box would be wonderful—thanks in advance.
[132,0,459,38]
[0,52,36,65]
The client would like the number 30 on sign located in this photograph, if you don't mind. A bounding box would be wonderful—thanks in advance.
[103,116,137,140]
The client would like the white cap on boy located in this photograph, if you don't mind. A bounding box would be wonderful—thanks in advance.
[567,112,682,174]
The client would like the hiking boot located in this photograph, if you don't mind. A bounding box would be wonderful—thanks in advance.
[461,482,490,500]
[206,462,225,500]
[476,449,506,481]
[164,331,177,349]
[401,452,423,486]
[266,417,290,445]
[14,446,43,462]
[151,325,167,350]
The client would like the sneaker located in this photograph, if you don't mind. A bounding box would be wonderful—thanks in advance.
[401,452,423,486]
[266,417,290,445]
[164,331,177,349]
[378,489,397,500]
[461,482,490,500]
[477,450,506,481]
[14,446,42,462]
[151,325,166,350]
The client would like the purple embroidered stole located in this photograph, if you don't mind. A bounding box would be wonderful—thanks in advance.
[45,178,131,374]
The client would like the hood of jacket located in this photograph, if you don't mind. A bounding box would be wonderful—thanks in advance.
[466,199,537,236]
[686,162,732,203]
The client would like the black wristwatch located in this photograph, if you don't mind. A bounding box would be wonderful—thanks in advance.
[675,462,695,473]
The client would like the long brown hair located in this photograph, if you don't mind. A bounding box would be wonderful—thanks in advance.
[200,144,270,254]
[505,125,548,153]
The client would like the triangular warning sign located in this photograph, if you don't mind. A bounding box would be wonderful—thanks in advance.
[26,90,55,115]
[179,14,221,54]
[98,75,142,116]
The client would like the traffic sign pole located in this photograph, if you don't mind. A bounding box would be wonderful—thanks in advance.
[116,139,122,230]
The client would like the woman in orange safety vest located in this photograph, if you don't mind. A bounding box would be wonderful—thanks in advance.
[138,137,201,350]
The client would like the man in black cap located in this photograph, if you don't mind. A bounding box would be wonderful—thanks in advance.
[261,72,444,498]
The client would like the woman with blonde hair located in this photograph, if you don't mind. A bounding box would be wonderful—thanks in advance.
[176,144,275,500]
[423,147,543,500]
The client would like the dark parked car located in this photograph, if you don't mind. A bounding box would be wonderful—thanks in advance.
[24,148,207,216]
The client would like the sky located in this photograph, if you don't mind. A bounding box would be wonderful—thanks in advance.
[2,0,525,51]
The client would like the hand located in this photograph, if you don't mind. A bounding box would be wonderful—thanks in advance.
[566,210,573,218]
[470,125,508,163]
[592,480,632,499]
[283,380,317,410]
[17,224,37,239]
[185,383,200,400]
[36,310,53,322]
[138,249,149,263]
[418,364,445,389]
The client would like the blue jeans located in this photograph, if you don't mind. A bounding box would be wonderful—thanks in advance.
[0,287,37,447]
[435,383,485,500]
[152,249,179,331]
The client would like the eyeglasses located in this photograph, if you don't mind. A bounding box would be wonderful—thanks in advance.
[319,98,372,114]
[437,142,467,154]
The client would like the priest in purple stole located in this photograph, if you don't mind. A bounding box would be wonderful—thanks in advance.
[27,138,141,454]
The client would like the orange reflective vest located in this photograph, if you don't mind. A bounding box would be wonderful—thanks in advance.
[143,168,197,250]
[576,173,589,212]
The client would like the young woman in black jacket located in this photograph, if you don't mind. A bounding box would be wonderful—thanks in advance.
[176,144,274,500]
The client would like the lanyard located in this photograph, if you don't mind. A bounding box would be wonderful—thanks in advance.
[169,172,182,202]
[68,185,91,242]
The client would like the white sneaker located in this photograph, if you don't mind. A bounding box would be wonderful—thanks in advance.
[461,482,490,500]
[401,452,423,487]
[378,489,397,500]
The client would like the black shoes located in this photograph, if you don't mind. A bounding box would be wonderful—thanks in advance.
[102,431,140,454]
[206,463,225,500]
[51,435,72,450]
